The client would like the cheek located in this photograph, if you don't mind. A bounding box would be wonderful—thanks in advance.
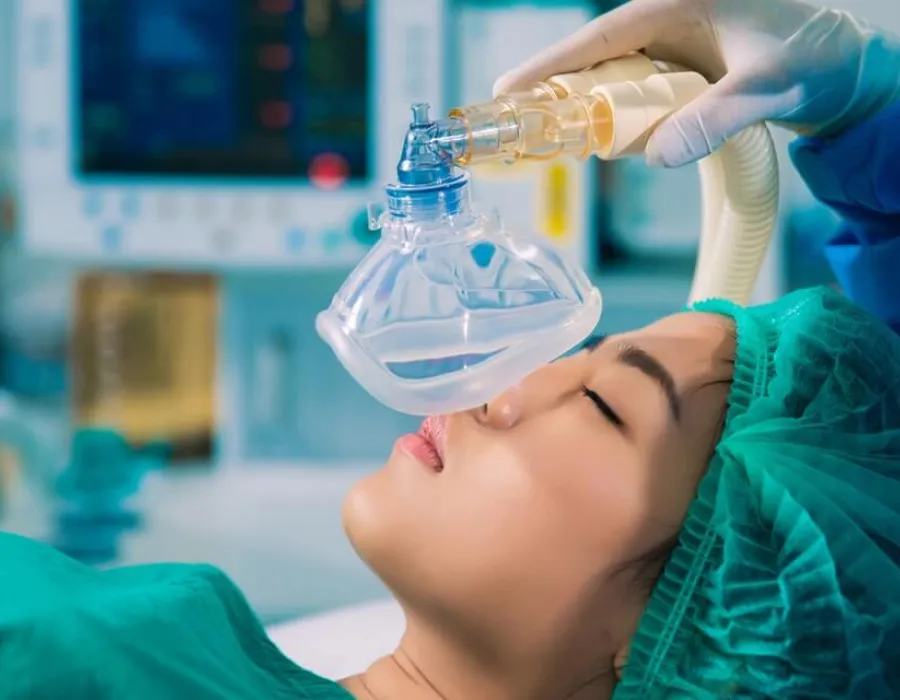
[499,421,684,565]
[437,440,593,560]
[589,462,670,561]
[642,441,711,525]
[598,442,712,562]
[540,440,661,563]
[450,428,634,567]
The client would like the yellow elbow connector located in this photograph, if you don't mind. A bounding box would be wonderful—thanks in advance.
[431,54,779,306]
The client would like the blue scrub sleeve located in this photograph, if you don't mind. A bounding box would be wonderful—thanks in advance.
[789,101,900,332]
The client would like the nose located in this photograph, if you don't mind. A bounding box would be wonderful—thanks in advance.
[475,357,581,428]
[480,382,525,429]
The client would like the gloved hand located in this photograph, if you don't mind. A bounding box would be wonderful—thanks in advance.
[493,0,900,167]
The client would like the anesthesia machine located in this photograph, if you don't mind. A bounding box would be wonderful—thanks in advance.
[1,0,598,465]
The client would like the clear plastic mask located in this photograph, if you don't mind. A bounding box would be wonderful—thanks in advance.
[316,104,601,416]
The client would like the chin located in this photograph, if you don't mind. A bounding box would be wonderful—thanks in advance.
[342,468,423,598]
[342,471,391,570]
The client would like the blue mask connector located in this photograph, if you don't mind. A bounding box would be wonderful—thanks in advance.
[382,103,471,221]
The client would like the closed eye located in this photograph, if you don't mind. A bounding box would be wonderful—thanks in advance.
[581,384,625,429]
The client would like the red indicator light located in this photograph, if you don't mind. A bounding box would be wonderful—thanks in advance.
[260,0,293,13]
[259,44,293,71]
[261,101,292,129]
[310,153,350,190]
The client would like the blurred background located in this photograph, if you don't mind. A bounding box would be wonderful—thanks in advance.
[0,0,893,626]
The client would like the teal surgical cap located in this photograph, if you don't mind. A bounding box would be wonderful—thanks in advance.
[615,286,900,699]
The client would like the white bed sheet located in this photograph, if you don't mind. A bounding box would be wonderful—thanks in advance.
[266,598,405,680]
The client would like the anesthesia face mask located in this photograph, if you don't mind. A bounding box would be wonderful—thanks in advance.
[315,103,602,416]
[318,56,779,416]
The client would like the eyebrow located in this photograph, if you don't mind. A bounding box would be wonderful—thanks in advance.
[584,334,682,423]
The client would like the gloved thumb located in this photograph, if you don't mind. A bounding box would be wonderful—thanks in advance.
[645,72,768,168]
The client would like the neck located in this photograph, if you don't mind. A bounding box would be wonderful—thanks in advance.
[340,627,617,700]
[341,649,446,700]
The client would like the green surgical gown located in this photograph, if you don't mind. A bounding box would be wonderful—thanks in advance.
[0,532,354,699]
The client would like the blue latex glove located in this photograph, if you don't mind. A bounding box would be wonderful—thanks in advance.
[791,101,900,331]
[494,0,900,167]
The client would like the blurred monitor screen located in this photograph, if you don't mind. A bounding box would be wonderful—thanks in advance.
[76,0,369,180]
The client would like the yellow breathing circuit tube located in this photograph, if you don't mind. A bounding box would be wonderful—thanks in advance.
[432,53,780,306]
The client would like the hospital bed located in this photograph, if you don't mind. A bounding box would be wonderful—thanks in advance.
[267,598,405,680]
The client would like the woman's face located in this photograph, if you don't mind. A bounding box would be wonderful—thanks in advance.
[343,311,736,671]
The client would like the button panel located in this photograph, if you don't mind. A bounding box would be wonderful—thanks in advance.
[75,189,402,264]
[101,225,122,251]
[285,228,306,252]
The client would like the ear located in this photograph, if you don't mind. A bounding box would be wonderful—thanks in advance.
[613,643,630,681]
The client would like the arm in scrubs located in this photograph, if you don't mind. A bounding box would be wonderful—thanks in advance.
[791,101,900,334]
[0,532,351,699]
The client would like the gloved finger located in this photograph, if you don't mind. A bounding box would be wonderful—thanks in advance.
[492,0,674,96]
[645,72,778,167]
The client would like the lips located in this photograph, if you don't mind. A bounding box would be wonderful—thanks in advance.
[395,415,448,472]
[420,415,447,468]
[396,433,442,471]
